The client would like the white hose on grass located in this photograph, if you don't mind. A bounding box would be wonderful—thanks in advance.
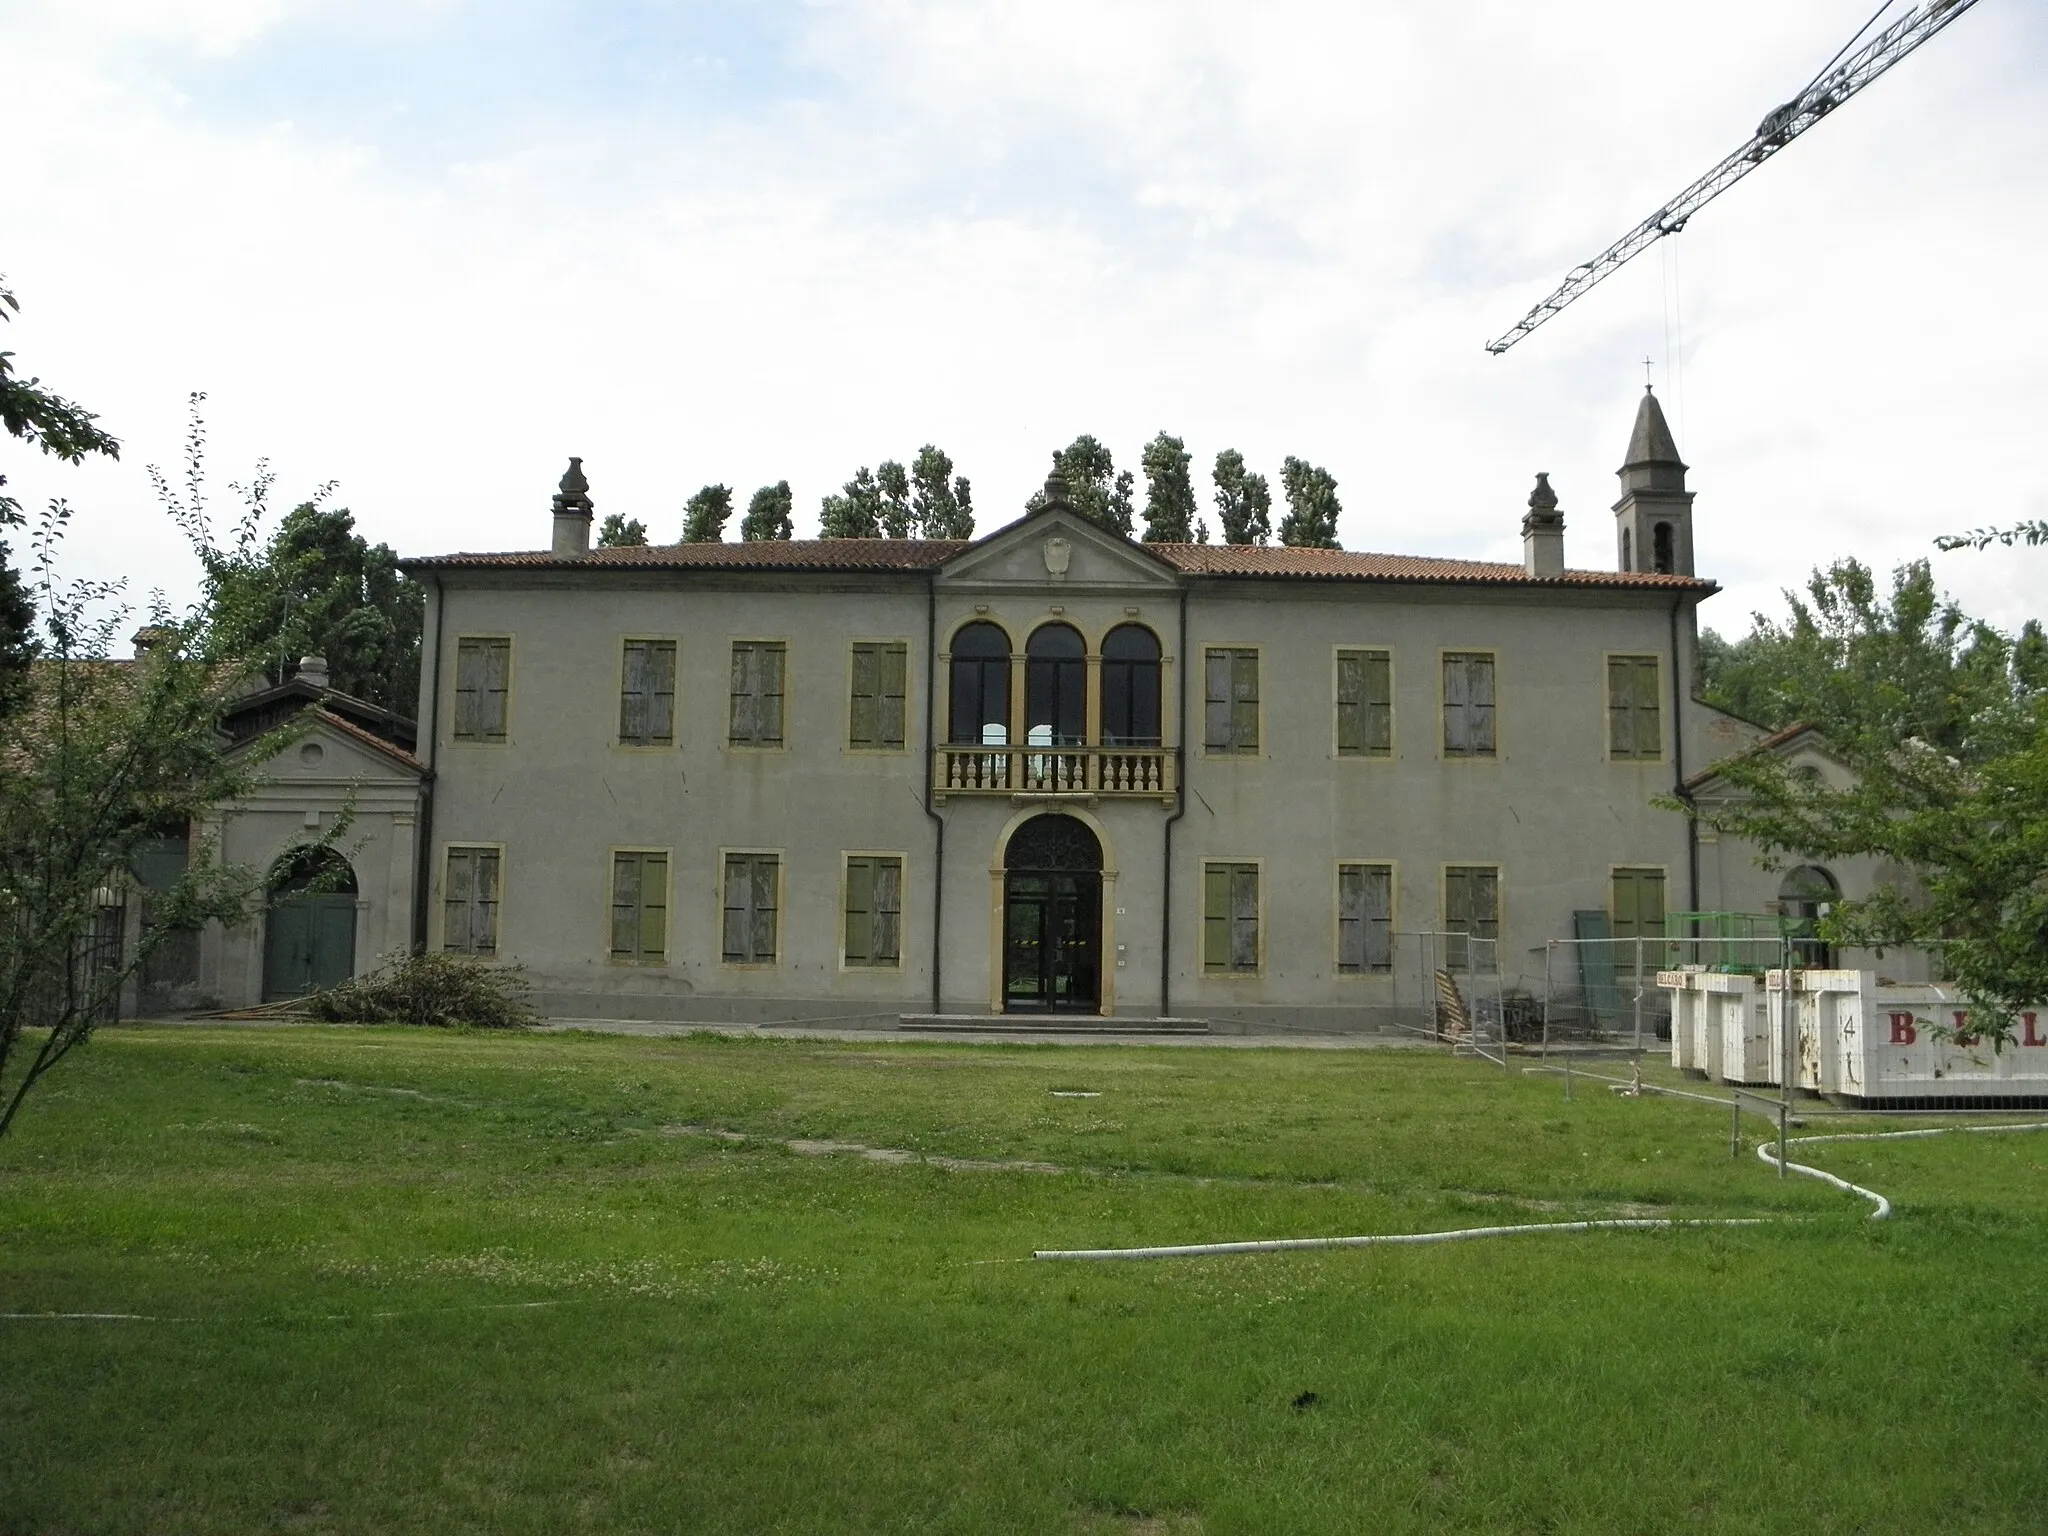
[1033,1122,2048,1262]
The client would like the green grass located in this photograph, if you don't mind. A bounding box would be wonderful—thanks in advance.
[3,1027,2045,1534]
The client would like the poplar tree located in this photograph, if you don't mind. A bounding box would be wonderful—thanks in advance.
[1278,456,1342,548]
[597,513,648,547]
[1140,432,1196,543]
[911,445,974,540]
[819,468,885,538]
[877,460,914,538]
[1211,449,1271,546]
[1028,435,1134,536]
[681,484,733,543]
[740,481,794,541]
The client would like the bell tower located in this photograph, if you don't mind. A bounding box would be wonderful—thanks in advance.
[1613,387,1694,575]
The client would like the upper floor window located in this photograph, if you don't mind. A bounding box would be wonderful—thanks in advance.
[619,639,676,746]
[1441,652,1495,758]
[1607,655,1661,760]
[1100,624,1162,747]
[453,637,510,743]
[948,622,1011,745]
[728,641,786,747]
[1336,648,1392,757]
[1026,623,1086,747]
[1203,648,1260,754]
[849,642,908,750]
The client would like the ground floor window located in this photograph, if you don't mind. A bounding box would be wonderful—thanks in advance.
[1443,864,1498,968]
[722,852,781,964]
[1202,862,1261,974]
[1610,867,1666,943]
[443,846,501,956]
[610,850,669,962]
[842,855,903,968]
[1337,863,1393,974]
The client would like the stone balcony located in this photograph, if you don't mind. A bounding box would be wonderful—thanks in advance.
[933,745,1178,804]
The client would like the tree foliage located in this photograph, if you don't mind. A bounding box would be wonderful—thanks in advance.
[0,499,338,1138]
[1028,435,1134,536]
[1212,449,1270,547]
[681,485,733,543]
[1,278,122,721]
[1684,557,2048,1043]
[911,445,974,540]
[1139,432,1195,543]
[1278,457,1342,548]
[597,513,648,547]
[876,461,913,539]
[819,468,884,538]
[156,399,422,713]
[741,481,794,541]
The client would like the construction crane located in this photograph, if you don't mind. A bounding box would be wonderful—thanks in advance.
[1486,0,1984,355]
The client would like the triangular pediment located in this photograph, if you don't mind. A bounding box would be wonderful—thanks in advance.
[937,507,1184,592]
[231,712,424,784]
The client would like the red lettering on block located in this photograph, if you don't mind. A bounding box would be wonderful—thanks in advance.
[2024,1013,2046,1049]
[1888,1013,1918,1046]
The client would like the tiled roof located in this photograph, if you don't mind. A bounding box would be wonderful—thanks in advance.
[405,538,1712,590]
[1681,721,1822,792]
[1149,545,1710,589]
[308,707,427,775]
[404,539,967,572]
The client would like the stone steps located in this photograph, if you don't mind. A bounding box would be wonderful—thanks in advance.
[897,1014,1209,1035]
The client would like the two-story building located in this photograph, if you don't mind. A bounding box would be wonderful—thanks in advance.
[372,388,1837,1030]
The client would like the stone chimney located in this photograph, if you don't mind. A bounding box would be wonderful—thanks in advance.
[551,457,594,555]
[296,654,330,689]
[130,625,175,659]
[1521,472,1565,578]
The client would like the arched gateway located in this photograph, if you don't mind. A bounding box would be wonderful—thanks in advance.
[1001,814,1102,1013]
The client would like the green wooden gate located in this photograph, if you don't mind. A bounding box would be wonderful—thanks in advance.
[262,851,358,1001]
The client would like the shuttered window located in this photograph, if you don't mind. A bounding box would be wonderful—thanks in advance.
[443,847,501,956]
[1336,649,1392,757]
[722,853,780,964]
[849,643,908,750]
[1201,862,1260,974]
[609,851,669,961]
[1611,867,1666,942]
[1607,655,1662,760]
[728,642,786,747]
[1203,649,1260,754]
[619,640,677,746]
[1337,863,1393,973]
[843,855,903,968]
[453,638,511,743]
[1441,653,1495,757]
[1444,865,1499,968]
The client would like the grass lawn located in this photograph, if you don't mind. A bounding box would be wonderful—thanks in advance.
[3,1026,2046,1534]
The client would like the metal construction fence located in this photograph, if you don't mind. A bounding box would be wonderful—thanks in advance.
[1380,932,1511,1067]
[1538,932,1798,1059]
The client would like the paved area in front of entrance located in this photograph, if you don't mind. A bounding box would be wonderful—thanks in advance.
[536,1019,1442,1049]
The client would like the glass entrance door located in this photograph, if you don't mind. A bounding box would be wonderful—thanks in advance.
[1002,871,1101,1013]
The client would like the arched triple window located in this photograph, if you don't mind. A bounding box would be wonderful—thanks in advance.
[1026,623,1086,747]
[1100,623,1162,746]
[948,622,1010,744]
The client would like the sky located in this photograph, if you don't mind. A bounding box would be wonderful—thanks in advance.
[5,0,2045,639]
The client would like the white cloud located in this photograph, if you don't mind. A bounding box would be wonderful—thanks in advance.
[4,0,2043,640]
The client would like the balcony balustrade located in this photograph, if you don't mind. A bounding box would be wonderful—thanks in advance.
[934,743,1177,801]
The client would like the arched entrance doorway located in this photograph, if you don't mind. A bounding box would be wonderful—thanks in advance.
[1002,814,1102,1014]
[1779,864,1839,968]
[263,847,359,1000]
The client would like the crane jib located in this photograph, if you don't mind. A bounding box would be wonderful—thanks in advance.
[1485,0,1983,356]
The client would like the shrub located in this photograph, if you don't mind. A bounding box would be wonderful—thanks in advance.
[308,951,536,1029]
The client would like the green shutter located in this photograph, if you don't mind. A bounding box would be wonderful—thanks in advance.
[844,856,873,963]
[879,643,907,748]
[849,646,879,748]
[1203,865,1231,970]
[1337,863,1364,970]
[872,857,901,965]
[1204,651,1232,750]
[1231,652,1259,751]
[1364,652,1392,754]
[641,854,667,958]
[646,642,676,745]
[1634,657,1661,758]
[1443,656,1469,755]
[1336,652,1363,755]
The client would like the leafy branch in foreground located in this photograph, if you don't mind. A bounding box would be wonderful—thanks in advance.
[1672,558,2048,1045]
[0,495,342,1139]
[1934,521,2048,552]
